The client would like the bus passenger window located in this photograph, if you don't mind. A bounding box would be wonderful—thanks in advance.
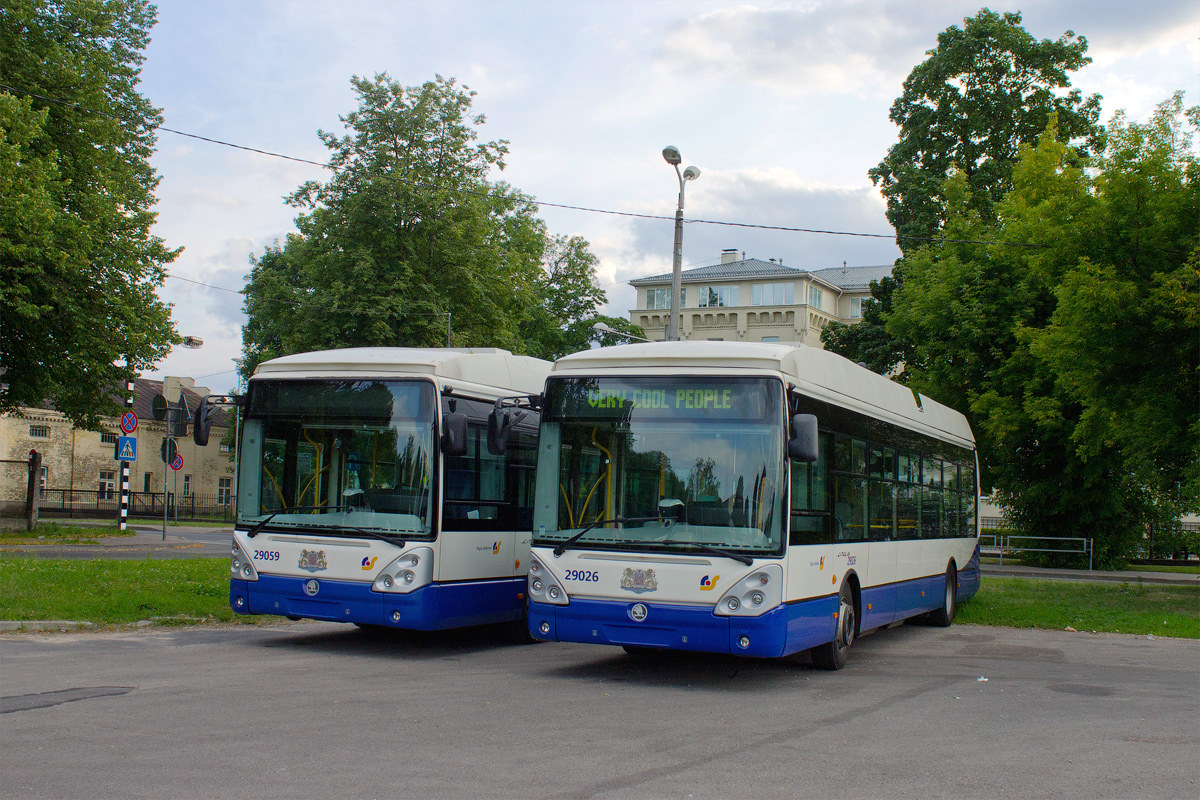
[832,475,866,541]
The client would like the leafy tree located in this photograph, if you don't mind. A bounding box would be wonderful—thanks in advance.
[242,74,614,374]
[0,0,179,428]
[825,8,1101,371]
[523,234,642,360]
[885,97,1198,566]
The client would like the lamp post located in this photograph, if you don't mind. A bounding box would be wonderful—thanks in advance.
[662,145,700,341]
[592,321,650,343]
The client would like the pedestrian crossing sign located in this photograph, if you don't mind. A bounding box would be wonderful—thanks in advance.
[116,436,137,461]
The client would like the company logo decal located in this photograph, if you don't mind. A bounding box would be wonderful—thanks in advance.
[493,541,501,555]
[699,574,720,590]
[475,541,502,554]
[304,579,320,596]
[630,603,649,622]
[361,556,377,571]
[298,549,328,573]
[810,557,825,569]
[620,568,658,594]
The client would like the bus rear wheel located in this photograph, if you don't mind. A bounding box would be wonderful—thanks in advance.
[928,565,957,627]
[812,581,856,670]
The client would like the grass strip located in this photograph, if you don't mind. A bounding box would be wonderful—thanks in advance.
[0,521,136,546]
[0,556,276,626]
[958,577,1199,638]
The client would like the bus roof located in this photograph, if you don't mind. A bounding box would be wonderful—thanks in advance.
[251,347,551,395]
[552,342,974,449]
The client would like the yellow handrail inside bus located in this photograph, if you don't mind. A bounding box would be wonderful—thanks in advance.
[560,484,575,529]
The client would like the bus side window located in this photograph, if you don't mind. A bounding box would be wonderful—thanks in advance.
[790,432,829,545]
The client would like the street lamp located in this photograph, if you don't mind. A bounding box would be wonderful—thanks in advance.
[662,146,700,341]
[592,321,650,343]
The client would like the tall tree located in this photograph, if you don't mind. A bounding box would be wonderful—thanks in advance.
[0,0,179,428]
[241,74,613,374]
[825,8,1101,372]
[885,97,1198,566]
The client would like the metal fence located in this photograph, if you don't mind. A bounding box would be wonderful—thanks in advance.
[33,489,235,524]
[981,532,1093,571]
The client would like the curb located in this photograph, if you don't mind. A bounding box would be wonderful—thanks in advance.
[0,620,96,632]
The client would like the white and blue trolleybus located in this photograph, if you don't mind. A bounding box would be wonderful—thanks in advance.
[510,342,980,668]
[200,348,551,630]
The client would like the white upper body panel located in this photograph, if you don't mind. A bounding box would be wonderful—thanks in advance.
[551,341,974,450]
[251,347,552,397]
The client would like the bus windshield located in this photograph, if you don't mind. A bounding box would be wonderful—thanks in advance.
[533,376,786,556]
[237,379,436,536]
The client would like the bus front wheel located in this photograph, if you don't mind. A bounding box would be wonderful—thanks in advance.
[812,581,856,670]
[928,565,957,627]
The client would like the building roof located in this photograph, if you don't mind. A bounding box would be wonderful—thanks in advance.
[629,257,892,291]
[629,258,802,285]
[810,264,893,291]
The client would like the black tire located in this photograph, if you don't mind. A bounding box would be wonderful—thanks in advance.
[622,645,660,657]
[928,565,957,627]
[353,622,386,631]
[812,580,856,670]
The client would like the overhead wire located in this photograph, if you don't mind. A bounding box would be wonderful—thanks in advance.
[0,81,1049,250]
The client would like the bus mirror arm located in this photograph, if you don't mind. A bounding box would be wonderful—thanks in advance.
[789,414,819,462]
[486,397,531,456]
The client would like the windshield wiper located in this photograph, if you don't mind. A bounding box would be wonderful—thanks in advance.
[552,514,662,557]
[244,505,353,538]
[657,540,755,566]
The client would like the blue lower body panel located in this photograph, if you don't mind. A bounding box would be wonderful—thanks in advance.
[958,542,982,602]
[530,595,839,659]
[230,575,524,631]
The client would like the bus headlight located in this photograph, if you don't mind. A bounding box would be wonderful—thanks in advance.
[527,555,568,605]
[372,548,434,594]
[714,564,783,617]
[230,539,258,582]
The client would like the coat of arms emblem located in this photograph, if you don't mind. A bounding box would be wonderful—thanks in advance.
[298,549,328,573]
[620,567,658,594]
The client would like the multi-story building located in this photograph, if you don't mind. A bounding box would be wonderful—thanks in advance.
[0,376,234,516]
[629,249,891,345]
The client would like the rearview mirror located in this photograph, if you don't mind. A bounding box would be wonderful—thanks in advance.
[788,413,818,462]
[441,411,468,457]
[193,397,213,446]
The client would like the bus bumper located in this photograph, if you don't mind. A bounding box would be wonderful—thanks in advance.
[529,596,837,659]
[230,575,524,630]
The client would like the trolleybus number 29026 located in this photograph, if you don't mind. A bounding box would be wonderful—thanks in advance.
[563,570,599,582]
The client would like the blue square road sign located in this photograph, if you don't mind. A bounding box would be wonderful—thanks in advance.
[115,436,137,461]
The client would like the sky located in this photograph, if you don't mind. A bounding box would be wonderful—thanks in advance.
[136,0,1198,390]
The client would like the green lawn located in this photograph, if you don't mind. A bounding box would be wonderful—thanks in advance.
[0,556,275,626]
[957,577,1199,638]
[0,521,135,545]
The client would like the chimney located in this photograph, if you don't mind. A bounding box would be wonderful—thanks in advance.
[721,249,739,264]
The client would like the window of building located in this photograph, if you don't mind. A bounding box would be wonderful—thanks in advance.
[219,443,231,453]
[29,425,50,439]
[100,432,118,445]
[99,470,116,500]
[39,467,47,496]
[850,297,864,319]
[761,336,780,343]
[807,285,823,310]
[183,475,192,496]
[218,477,232,506]
[698,285,738,307]
[752,282,794,306]
[144,473,151,493]
[646,287,686,309]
